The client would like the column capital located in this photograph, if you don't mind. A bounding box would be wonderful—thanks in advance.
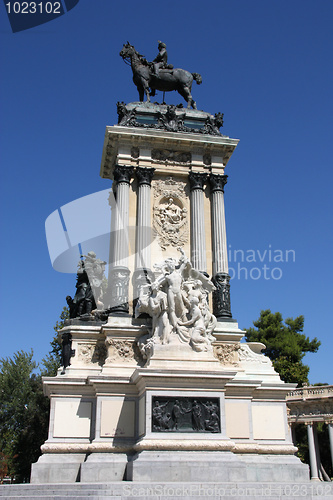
[188,171,207,191]
[209,173,228,193]
[114,165,134,185]
[136,167,155,187]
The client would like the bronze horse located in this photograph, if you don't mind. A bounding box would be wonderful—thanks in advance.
[120,43,202,109]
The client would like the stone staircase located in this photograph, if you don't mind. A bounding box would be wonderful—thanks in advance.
[1,482,333,500]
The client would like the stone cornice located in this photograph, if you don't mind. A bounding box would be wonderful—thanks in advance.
[100,126,239,180]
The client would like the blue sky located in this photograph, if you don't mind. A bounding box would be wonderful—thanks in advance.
[0,0,332,384]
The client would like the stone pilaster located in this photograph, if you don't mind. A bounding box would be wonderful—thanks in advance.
[209,173,232,319]
[133,167,155,312]
[109,165,133,314]
[189,171,207,273]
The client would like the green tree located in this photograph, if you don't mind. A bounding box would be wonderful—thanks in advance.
[244,309,320,386]
[41,306,69,376]
[0,350,49,482]
[0,306,70,482]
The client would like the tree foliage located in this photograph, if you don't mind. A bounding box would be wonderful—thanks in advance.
[0,351,49,482]
[244,309,321,386]
[0,306,69,482]
[41,306,69,376]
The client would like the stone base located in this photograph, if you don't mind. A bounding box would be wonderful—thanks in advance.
[80,453,127,482]
[237,454,310,482]
[126,450,310,483]
[1,480,329,500]
[30,453,86,483]
[127,450,247,482]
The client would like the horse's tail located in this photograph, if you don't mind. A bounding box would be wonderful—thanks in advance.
[192,73,202,85]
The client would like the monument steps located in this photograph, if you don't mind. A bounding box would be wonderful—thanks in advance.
[1,481,332,500]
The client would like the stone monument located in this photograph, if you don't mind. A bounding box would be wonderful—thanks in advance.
[31,42,309,484]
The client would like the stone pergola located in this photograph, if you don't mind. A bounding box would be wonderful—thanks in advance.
[287,385,333,481]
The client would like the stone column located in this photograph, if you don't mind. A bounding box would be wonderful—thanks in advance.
[108,165,133,314]
[189,171,207,273]
[133,167,155,308]
[209,173,232,319]
[290,423,296,446]
[327,422,333,469]
[313,423,322,480]
[306,422,320,480]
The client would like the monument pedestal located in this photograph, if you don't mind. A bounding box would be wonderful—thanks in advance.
[31,315,309,483]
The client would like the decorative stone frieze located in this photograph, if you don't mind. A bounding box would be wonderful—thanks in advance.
[214,343,240,366]
[115,102,225,136]
[77,342,107,365]
[203,153,211,166]
[105,338,142,364]
[152,149,191,164]
[131,146,139,159]
[238,343,271,365]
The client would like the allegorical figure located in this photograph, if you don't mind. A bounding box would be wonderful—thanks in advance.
[178,297,210,352]
[136,282,171,344]
[152,400,169,431]
[192,400,204,431]
[136,250,217,356]
[66,251,106,319]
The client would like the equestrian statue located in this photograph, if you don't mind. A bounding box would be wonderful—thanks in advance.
[120,41,202,109]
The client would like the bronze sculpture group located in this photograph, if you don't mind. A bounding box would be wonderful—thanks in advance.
[152,397,220,433]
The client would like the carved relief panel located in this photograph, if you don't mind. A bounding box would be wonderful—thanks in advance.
[104,338,143,365]
[152,176,189,250]
[77,341,107,366]
[152,396,220,433]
